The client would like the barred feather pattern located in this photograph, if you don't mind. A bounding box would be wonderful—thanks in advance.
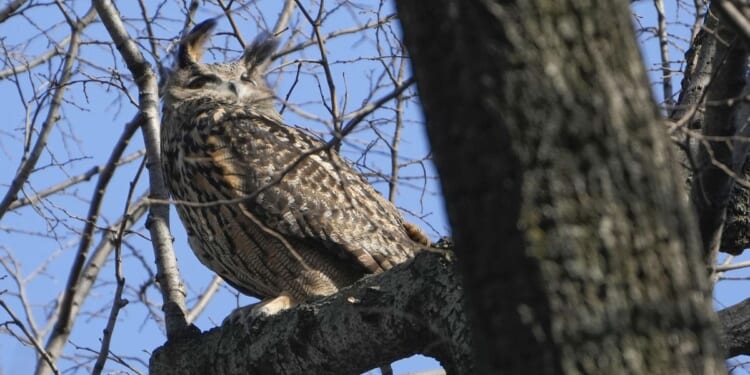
[160,22,427,306]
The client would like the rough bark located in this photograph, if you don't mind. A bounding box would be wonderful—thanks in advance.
[671,5,750,257]
[397,1,724,374]
[719,299,750,357]
[674,5,749,261]
[721,171,750,254]
[149,251,473,375]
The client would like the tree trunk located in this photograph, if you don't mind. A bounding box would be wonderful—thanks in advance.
[396,1,725,374]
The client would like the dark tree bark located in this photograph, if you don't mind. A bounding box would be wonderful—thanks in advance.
[397,1,725,374]
[670,5,750,260]
[149,251,473,375]
[719,298,750,357]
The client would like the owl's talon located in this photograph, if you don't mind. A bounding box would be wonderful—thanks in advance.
[223,294,298,329]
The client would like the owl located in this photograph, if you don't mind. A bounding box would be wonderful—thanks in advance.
[160,20,430,317]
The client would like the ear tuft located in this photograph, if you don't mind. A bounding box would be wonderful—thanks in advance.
[178,19,218,68]
[243,33,279,76]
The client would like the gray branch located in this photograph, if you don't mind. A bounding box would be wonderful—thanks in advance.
[92,0,195,341]
[149,251,474,375]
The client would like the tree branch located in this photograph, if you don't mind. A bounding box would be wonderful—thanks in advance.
[719,298,750,357]
[0,7,95,222]
[149,251,474,375]
[93,0,196,341]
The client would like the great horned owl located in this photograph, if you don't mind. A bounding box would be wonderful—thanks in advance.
[161,20,429,316]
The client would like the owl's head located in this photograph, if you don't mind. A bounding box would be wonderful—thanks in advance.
[162,19,279,114]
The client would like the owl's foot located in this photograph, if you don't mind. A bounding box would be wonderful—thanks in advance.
[223,293,298,328]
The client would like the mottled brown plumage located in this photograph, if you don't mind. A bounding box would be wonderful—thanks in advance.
[161,20,429,316]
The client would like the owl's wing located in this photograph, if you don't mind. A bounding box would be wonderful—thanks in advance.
[206,113,419,274]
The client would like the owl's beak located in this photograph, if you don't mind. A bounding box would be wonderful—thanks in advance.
[225,81,251,99]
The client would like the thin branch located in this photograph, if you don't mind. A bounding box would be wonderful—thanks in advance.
[690,0,707,44]
[0,0,28,23]
[92,157,146,375]
[217,0,246,47]
[654,0,674,106]
[93,0,193,341]
[716,259,750,272]
[0,38,69,80]
[388,60,407,203]
[0,8,96,223]
[39,113,143,375]
[186,276,223,325]
[1,301,60,375]
[272,0,295,36]
[274,14,397,59]
[295,0,341,136]
[716,0,750,41]
[9,149,145,211]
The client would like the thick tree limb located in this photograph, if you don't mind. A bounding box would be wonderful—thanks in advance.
[149,251,473,375]
[671,4,750,256]
[687,7,748,263]
[719,299,750,357]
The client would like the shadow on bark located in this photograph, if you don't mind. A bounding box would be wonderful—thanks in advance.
[149,251,474,375]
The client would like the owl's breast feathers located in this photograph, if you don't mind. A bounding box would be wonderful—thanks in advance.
[161,100,428,301]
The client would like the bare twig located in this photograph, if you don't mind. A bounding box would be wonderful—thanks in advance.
[654,0,674,106]
[388,60,407,203]
[716,0,750,41]
[0,8,96,222]
[0,0,28,23]
[92,157,145,375]
[1,301,60,375]
[0,38,69,80]
[186,275,223,324]
[274,14,397,59]
[93,0,193,342]
[295,0,341,136]
[217,0,247,47]
[272,0,295,36]
[717,259,750,272]
[9,150,145,211]
[39,113,143,375]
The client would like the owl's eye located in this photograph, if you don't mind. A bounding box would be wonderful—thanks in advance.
[240,73,256,86]
[187,74,221,89]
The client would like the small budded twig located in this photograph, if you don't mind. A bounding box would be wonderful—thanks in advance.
[91,156,146,375]
[272,0,295,37]
[0,7,95,223]
[388,55,408,203]
[40,113,143,375]
[0,0,28,23]
[1,301,60,375]
[186,275,223,324]
[654,0,674,106]
[9,150,145,211]
[295,0,342,137]
[217,0,247,48]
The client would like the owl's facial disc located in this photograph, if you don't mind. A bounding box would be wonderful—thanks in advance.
[220,80,254,99]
